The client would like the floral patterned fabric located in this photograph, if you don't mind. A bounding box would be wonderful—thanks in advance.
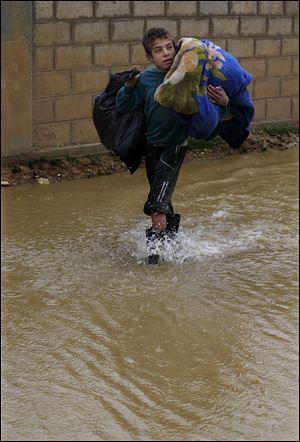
[154,38,255,143]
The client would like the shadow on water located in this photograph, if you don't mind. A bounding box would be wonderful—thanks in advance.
[1,149,299,441]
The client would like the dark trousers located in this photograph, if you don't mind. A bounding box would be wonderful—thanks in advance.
[143,141,187,216]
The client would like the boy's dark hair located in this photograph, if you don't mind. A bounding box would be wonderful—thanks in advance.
[142,27,175,54]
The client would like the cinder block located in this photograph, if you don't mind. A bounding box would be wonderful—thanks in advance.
[240,58,266,78]
[180,19,209,39]
[267,57,292,76]
[72,69,109,93]
[33,22,71,46]
[230,1,257,15]
[179,19,209,38]
[227,39,254,58]
[266,97,291,119]
[294,17,299,35]
[268,18,293,36]
[166,1,197,16]
[35,1,54,19]
[255,39,281,57]
[134,1,165,16]
[292,57,299,75]
[247,82,254,96]
[146,20,178,38]
[131,44,148,64]
[240,17,266,36]
[33,47,54,72]
[259,1,283,15]
[200,1,228,15]
[292,97,299,116]
[33,122,72,148]
[111,20,145,42]
[96,1,130,18]
[109,65,137,75]
[282,38,299,55]
[55,95,92,121]
[209,38,227,50]
[212,18,239,37]
[55,46,92,69]
[33,72,71,98]
[56,1,93,19]
[253,100,266,121]
[95,43,130,66]
[285,1,299,15]
[281,77,299,96]
[72,119,99,144]
[33,99,54,124]
[73,21,109,44]
[254,78,280,99]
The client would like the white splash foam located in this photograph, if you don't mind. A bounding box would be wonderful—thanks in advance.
[119,220,266,265]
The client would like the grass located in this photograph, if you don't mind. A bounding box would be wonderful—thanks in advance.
[65,155,80,164]
[86,154,102,164]
[187,135,224,151]
[49,158,62,166]
[187,126,298,150]
[257,126,299,135]
[28,156,48,168]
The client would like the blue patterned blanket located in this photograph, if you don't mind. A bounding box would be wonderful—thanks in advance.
[154,38,255,148]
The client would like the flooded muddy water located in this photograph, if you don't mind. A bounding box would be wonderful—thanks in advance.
[1,149,299,441]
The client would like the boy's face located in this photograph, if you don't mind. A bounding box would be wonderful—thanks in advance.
[146,37,176,72]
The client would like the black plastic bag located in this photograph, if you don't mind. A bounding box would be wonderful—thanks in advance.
[93,70,145,174]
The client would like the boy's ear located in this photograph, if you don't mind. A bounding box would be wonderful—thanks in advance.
[146,52,153,62]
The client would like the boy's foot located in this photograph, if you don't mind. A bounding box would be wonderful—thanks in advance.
[146,227,167,265]
[148,253,161,265]
[166,213,181,239]
[145,215,180,264]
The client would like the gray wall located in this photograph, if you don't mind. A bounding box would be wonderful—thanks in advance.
[1,1,33,156]
[1,1,299,159]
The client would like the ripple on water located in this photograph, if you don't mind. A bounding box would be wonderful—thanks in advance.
[1,150,298,441]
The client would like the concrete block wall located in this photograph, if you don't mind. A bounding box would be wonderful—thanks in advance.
[31,1,298,151]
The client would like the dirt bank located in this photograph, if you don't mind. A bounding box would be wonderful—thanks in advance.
[1,130,298,187]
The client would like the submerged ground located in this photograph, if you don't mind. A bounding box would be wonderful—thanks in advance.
[2,145,298,441]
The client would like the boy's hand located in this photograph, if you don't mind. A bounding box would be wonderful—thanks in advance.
[125,66,141,88]
[207,85,229,106]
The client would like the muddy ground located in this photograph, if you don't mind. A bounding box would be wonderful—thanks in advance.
[1,130,298,187]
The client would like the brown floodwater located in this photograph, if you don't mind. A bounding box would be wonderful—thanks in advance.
[1,149,299,441]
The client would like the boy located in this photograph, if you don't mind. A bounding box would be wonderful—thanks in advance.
[116,28,227,263]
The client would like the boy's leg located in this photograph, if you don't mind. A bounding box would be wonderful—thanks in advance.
[144,141,186,263]
[151,212,167,230]
[145,144,166,229]
[145,143,175,216]
[144,141,186,220]
[145,143,160,186]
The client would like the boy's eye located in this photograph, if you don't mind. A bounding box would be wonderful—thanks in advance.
[153,44,173,54]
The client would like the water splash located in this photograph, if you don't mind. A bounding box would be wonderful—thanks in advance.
[119,219,266,265]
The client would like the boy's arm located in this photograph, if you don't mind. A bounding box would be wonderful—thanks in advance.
[207,85,232,120]
[116,84,144,114]
[207,85,229,106]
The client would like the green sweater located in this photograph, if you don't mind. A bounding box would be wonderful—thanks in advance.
[116,67,189,145]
